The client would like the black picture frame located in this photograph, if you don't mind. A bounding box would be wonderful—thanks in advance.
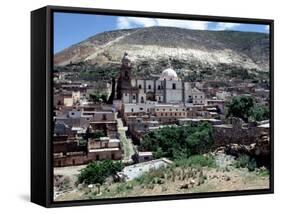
[31,5,274,208]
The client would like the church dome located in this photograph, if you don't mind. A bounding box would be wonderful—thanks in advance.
[160,68,178,80]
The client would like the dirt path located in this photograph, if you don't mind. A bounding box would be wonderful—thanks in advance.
[85,29,141,61]
[117,118,135,162]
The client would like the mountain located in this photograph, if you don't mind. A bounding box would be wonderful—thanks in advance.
[54,26,269,80]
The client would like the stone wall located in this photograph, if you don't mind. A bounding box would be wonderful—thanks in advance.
[213,118,262,146]
[53,149,122,167]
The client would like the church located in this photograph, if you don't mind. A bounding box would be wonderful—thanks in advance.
[116,52,206,106]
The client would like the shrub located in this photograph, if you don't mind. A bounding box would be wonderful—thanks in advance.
[247,158,257,172]
[235,154,250,168]
[235,154,257,172]
[78,160,123,185]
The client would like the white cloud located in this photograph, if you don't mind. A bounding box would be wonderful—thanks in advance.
[214,22,241,30]
[156,19,209,30]
[117,17,210,30]
[117,17,157,29]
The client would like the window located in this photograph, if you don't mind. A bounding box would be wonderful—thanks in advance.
[165,113,168,116]
[201,96,203,98]
[172,83,176,89]
[170,113,172,116]
[133,95,136,100]
[158,85,161,90]
[140,107,143,110]
[163,109,165,111]
[139,84,142,89]
[141,96,144,103]
[156,109,159,111]
[131,108,134,112]
[161,113,163,116]
[148,85,151,89]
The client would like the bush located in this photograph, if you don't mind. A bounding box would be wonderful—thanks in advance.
[235,154,257,172]
[78,160,123,185]
[247,159,257,172]
[175,155,216,168]
[235,154,250,168]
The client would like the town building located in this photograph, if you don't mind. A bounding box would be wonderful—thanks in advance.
[116,52,206,106]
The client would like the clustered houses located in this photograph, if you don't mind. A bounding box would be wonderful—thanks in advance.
[116,53,228,142]
[53,81,123,167]
[53,51,270,167]
[53,105,123,167]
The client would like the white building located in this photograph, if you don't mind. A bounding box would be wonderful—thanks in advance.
[117,53,205,106]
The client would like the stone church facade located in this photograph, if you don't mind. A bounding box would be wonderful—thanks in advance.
[116,52,206,105]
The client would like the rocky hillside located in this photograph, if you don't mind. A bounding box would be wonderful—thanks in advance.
[54,26,269,80]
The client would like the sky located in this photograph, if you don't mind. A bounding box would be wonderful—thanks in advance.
[54,12,269,54]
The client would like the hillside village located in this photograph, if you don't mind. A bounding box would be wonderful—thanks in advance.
[53,51,270,201]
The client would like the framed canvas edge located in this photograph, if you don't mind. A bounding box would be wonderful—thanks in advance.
[32,5,274,208]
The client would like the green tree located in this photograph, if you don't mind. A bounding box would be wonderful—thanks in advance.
[78,160,123,185]
[227,95,269,122]
[250,105,269,122]
[226,96,255,122]
[141,122,213,160]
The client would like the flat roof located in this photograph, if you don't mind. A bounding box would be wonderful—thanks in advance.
[109,139,120,143]
[138,151,153,156]
[178,118,221,122]
[89,148,120,153]
[258,123,270,128]
[120,158,172,181]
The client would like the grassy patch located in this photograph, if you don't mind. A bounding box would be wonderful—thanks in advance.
[256,168,269,177]
[174,155,216,168]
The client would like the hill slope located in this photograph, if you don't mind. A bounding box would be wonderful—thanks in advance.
[54,26,269,80]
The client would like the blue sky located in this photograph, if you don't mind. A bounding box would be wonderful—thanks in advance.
[54,12,269,53]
